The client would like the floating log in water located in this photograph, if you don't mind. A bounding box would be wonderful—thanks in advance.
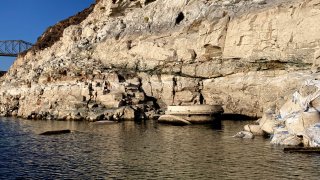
[39,129,72,135]
[158,115,192,126]
[93,120,117,124]
[284,147,320,153]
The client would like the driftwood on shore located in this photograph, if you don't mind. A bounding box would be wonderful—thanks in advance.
[39,129,72,135]
[284,147,320,153]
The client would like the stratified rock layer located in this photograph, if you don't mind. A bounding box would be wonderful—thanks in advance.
[1,0,320,120]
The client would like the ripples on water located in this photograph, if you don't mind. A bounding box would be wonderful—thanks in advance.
[0,118,320,179]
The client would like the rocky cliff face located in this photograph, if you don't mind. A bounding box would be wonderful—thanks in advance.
[1,0,320,120]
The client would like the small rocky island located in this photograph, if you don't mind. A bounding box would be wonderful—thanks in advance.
[1,0,320,148]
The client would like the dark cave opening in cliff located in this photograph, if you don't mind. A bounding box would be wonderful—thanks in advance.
[145,0,157,5]
[175,12,185,25]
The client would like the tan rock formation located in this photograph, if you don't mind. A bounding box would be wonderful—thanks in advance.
[1,0,320,120]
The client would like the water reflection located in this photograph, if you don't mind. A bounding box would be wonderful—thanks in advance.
[0,118,320,179]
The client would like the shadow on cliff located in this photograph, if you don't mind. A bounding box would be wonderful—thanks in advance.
[0,71,6,77]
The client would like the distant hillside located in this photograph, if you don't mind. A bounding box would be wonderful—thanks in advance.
[0,71,5,77]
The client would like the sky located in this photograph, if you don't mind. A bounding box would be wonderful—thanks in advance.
[0,0,94,71]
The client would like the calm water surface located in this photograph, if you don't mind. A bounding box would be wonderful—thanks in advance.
[0,117,320,179]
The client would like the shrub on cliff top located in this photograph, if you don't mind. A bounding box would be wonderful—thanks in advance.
[22,0,100,55]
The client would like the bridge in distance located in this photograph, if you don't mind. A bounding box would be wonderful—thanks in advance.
[0,40,33,57]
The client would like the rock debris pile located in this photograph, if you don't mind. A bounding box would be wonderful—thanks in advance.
[238,80,320,147]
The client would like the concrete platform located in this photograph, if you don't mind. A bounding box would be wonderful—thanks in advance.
[159,105,224,125]
[166,105,223,115]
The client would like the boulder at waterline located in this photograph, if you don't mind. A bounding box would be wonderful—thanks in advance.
[233,131,254,139]
[244,124,264,136]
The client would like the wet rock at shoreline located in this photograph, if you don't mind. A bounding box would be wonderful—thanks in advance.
[246,80,320,147]
[233,131,254,139]
[39,129,73,135]
[244,124,264,136]
[303,124,320,147]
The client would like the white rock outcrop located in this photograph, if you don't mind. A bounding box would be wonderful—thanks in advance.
[243,80,320,147]
[1,0,320,121]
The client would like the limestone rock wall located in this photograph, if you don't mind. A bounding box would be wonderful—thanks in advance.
[1,0,320,120]
[224,0,320,64]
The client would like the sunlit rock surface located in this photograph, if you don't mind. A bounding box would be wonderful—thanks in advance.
[242,80,320,147]
[1,0,320,121]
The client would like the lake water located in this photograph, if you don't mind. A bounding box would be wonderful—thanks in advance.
[0,117,320,179]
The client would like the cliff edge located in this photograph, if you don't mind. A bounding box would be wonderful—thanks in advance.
[1,0,320,121]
